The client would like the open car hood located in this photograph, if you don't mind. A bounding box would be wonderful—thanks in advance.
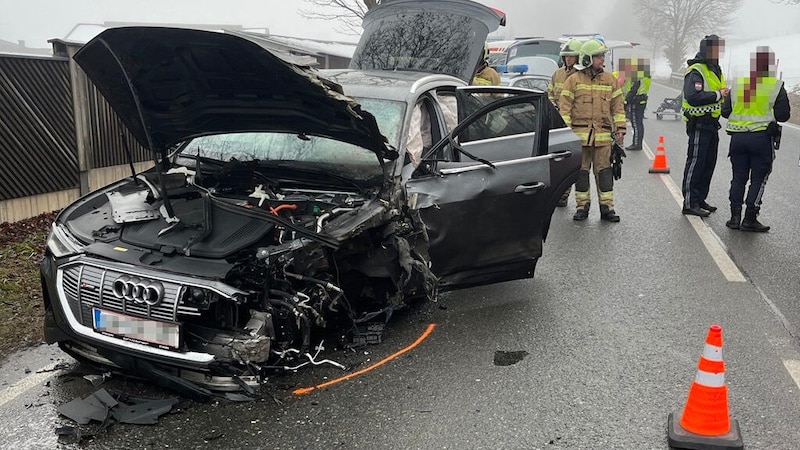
[73,27,392,158]
[350,0,505,83]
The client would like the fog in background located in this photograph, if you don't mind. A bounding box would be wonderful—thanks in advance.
[2,0,799,81]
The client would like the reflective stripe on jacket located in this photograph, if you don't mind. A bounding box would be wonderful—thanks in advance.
[548,66,576,104]
[471,66,501,86]
[682,63,726,120]
[558,69,626,146]
[726,77,783,132]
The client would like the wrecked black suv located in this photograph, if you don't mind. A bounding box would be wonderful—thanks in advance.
[40,0,581,394]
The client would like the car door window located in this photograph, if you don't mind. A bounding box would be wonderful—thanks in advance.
[412,87,547,173]
[458,91,537,139]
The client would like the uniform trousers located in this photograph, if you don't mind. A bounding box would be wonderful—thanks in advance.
[728,131,774,211]
[629,103,646,147]
[682,126,719,209]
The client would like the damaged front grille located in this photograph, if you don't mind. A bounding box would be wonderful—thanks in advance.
[60,261,201,325]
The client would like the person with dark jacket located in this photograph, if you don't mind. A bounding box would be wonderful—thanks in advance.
[681,35,730,217]
[721,46,791,232]
[624,59,650,150]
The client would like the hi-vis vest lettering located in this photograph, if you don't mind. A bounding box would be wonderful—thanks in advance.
[681,63,726,121]
[726,77,783,133]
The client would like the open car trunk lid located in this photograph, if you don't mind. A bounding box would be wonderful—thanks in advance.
[349,0,505,83]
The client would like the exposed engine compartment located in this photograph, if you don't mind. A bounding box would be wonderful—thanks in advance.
[48,155,437,393]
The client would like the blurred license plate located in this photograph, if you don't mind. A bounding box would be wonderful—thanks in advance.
[92,308,180,350]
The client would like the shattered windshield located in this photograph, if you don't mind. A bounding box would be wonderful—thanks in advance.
[180,132,384,182]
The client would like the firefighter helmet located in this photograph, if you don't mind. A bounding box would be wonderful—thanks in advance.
[559,39,582,57]
[577,38,609,69]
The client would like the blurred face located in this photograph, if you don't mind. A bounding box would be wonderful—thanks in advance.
[565,55,577,66]
[752,50,776,77]
[592,53,605,70]
[709,40,725,60]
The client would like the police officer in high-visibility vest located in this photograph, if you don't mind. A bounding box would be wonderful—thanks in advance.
[681,34,730,217]
[625,59,651,150]
[721,47,791,232]
[620,59,633,122]
[559,38,627,222]
[549,39,582,207]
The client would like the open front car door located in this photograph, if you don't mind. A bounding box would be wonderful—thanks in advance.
[405,86,580,290]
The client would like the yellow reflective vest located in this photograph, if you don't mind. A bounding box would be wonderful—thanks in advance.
[635,77,651,103]
[682,63,726,120]
[726,76,783,133]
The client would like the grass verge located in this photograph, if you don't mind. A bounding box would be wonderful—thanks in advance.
[0,227,49,359]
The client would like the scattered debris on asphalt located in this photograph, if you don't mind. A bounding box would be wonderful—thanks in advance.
[82,372,111,386]
[55,388,182,442]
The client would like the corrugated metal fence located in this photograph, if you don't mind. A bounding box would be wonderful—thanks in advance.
[0,55,78,200]
[81,69,150,169]
[0,47,150,222]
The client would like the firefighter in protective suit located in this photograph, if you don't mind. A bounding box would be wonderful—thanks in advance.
[559,38,627,222]
[471,43,501,86]
[549,38,583,207]
[548,39,582,105]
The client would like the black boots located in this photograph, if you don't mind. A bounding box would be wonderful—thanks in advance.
[725,206,741,229]
[699,201,717,212]
[573,204,589,221]
[600,204,620,222]
[573,204,620,222]
[740,208,770,232]
[682,206,710,217]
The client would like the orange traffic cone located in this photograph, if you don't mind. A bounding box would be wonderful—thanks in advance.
[668,324,743,449]
[649,135,671,173]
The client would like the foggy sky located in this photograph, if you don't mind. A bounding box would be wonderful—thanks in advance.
[1,0,799,50]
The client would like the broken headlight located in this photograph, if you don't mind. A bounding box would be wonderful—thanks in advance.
[46,223,85,257]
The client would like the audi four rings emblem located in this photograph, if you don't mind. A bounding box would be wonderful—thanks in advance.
[112,276,164,306]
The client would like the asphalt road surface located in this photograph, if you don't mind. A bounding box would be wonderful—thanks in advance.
[2,81,800,449]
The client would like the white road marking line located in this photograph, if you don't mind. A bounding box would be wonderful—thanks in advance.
[781,121,800,132]
[643,142,747,282]
[0,362,63,408]
[783,360,800,390]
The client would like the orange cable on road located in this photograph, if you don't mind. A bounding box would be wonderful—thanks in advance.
[293,323,437,395]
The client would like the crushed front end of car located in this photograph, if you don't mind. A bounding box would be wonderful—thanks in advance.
[40,27,436,397]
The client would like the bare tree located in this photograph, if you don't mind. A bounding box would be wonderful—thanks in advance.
[300,0,380,35]
[635,0,741,73]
